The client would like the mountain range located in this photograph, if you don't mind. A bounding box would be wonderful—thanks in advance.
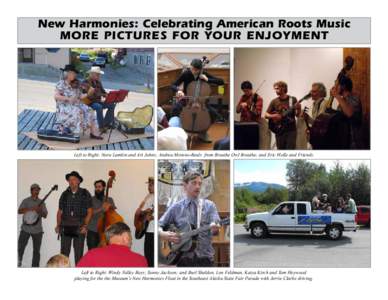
[234,181,286,193]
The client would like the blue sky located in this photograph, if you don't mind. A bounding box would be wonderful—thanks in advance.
[234,160,370,186]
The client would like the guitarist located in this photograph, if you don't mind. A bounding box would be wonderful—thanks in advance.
[301,82,329,148]
[265,81,301,149]
[304,83,329,127]
[17,183,48,267]
[86,179,117,250]
[158,172,220,267]
[82,66,116,132]
[135,176,155,267]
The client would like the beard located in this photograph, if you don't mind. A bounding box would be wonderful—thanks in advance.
[95,191,105,200]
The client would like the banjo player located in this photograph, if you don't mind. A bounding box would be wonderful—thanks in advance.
[18,183,48,267]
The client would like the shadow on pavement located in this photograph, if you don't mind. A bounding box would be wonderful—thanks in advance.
[234,232,353,249]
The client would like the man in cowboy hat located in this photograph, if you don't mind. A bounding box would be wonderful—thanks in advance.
[17,183,48,267]
[55,171,93,265]
[134,176,154,266]
[83,66,116,132]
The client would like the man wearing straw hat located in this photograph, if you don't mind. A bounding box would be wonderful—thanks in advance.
[83,66,116,132]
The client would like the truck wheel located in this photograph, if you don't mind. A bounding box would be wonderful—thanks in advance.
[326,225,343,240]
[250,223,267,238]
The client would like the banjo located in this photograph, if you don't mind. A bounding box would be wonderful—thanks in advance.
[23,184,58,226]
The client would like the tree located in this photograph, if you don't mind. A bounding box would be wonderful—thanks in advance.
[348,163,371,205]
[286,160,370,206]
[286,160,327,201]
[328,161,349,201]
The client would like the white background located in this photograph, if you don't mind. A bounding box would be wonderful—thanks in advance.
[2,1,387,300]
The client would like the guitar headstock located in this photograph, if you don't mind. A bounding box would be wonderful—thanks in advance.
[220,217,230,226]
[52,184,58,191]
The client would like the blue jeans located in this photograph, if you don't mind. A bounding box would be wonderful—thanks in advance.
[89,102,116,129]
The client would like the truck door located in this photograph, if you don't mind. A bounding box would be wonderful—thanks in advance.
[295,203,329,233]
[295,203,311,232]
[268,203,297,232]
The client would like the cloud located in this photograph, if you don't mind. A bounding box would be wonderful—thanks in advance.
[234,159,370,186]
[234,168,288,186]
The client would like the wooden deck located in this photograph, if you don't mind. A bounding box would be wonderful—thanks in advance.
[18,109,154,150]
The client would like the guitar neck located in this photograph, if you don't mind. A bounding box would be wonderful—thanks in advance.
[326,95,335,110]
[186,224,212,238]
[182,219,229,238]
[39,189,54,206]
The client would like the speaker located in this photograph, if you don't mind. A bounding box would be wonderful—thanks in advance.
[234,122,260,150]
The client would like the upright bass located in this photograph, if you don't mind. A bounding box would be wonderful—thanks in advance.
[309,56,354,149]
[180,56,212,133]
[97,170,124,246]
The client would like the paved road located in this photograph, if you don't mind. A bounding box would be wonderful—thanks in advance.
[234,224,371,268]
[79,61,153,91]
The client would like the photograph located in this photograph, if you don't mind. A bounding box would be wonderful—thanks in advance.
[157,159,230,267]
[234,159,371,267]
[234,48,370,150]
[17,159,155,267]
[157,48,230,150]
[18,48,154,150]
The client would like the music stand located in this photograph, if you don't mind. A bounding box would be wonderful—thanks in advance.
[105,89,129,143]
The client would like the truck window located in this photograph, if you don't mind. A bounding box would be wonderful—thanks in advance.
[273,203,294,215]
[297,203,307,215]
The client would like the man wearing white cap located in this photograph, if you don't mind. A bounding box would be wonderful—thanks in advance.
[83,66,116,132]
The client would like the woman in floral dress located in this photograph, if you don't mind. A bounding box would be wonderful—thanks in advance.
[54,64,103,139]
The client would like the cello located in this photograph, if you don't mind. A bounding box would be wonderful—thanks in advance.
[180,56,212,134]
[97,170,124,246]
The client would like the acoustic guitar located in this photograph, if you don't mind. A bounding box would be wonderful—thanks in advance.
[268,93,311,135]
[161,217,230,265]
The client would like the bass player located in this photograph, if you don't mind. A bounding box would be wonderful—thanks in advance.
[169,58,224,143]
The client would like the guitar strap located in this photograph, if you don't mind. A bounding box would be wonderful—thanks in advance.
[197,199,203,229]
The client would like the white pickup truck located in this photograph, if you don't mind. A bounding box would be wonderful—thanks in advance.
[244,201,357,240]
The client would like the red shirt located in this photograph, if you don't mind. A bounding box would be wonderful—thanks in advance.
[237,93,263,122]
[76,244,148,268]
